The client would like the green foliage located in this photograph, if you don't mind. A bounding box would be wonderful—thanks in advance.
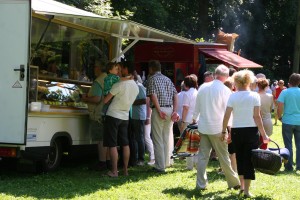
[110,0,298,80]
[85,0,113,18]
[56,0,298,80]
[57,0,113,17]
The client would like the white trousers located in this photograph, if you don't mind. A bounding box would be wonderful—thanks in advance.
[144,124,155,160]
[151,107,173,171]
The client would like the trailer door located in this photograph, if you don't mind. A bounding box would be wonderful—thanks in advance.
[0,0,30,144]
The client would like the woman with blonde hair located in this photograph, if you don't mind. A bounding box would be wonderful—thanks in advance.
[257,78,273,149]
[222,70,269,198]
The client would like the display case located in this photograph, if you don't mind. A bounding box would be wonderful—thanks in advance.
[36,74,92,110]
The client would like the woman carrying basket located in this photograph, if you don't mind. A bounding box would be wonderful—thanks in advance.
[222,70,269,198]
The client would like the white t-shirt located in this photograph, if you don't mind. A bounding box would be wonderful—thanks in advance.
[227,91,261,128]
[177,91,185,119]
[193,80,231,135]
[182,87,198,123]
[107,79,139,120]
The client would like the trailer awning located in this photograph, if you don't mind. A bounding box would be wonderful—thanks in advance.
[31,0,196,44]
[199,48,262,69]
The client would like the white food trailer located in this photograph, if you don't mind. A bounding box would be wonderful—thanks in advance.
[0,0,195,171]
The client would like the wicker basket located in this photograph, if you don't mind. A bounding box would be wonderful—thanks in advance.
[251,140,282,175]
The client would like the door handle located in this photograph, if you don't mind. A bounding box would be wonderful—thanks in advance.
[14,65,25,81]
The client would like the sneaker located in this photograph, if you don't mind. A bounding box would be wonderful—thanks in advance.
[137,161,145,166]
[147,159,155,165]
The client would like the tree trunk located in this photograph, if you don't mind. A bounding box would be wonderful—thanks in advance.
[293,0,300,73]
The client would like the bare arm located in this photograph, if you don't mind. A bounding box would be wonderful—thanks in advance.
[145,97,152,125]
[149,93,166,119]
[253,106,269,142]
[173,94,178,113]
[171,94,180,122]
[181,106,189,122]
[103,93,114,104]
[222,107,233,141]
[222,107,233,132]
[277,102,284,120]
[81,94,101,104]
[192,92,201,124]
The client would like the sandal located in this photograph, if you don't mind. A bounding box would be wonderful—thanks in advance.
[106,171,118,178]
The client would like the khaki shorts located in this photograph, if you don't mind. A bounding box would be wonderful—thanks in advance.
[89,120,104,141]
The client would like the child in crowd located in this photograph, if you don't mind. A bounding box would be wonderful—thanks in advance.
[103,62,121,96]
[102,62,132,114]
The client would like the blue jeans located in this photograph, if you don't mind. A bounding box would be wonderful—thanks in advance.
[282,123,300,170]
[131,119,145,161]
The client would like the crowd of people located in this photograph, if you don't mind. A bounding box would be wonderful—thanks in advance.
[83,59,300,198]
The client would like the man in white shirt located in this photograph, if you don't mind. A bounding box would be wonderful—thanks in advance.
[103,61,139,177]
[192,64,240,190]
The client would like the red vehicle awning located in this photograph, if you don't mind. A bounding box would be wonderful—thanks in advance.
[199,48,262,68]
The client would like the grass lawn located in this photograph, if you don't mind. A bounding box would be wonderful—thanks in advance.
[0,119,299,200]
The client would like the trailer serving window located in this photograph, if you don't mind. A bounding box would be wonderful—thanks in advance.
[30,17,109,79]
[29,17,109,107]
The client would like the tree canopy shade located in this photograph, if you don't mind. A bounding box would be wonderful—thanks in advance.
[57,0,299,80]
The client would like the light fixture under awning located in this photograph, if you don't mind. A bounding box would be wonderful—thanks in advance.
[199,48,263,69]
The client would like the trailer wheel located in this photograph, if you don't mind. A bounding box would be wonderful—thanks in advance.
[44,139,62,171]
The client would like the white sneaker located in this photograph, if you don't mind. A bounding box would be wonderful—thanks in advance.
[137,161,145,166]
[147,159,155,165]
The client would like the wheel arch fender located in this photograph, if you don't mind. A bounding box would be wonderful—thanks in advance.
[51,132,72,152]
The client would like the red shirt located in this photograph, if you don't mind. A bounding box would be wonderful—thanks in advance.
[274,86,286,100]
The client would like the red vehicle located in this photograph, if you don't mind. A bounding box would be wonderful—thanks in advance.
[135,42,262,90]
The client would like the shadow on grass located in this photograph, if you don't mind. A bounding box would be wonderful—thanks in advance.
[0,157,242,199]
[163,187,274,200]
[0,158,199,199]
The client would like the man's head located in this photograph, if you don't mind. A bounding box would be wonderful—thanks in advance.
[148,60,161,75]
[256,73,266,79]
[94,60,106,76]
[203,71,214,83]
[288,73,300,87]
[278,79,285,88]
[215,64,229,82]
[224,77,234,91]
[229,68,237,77]
[121,61,135,77]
